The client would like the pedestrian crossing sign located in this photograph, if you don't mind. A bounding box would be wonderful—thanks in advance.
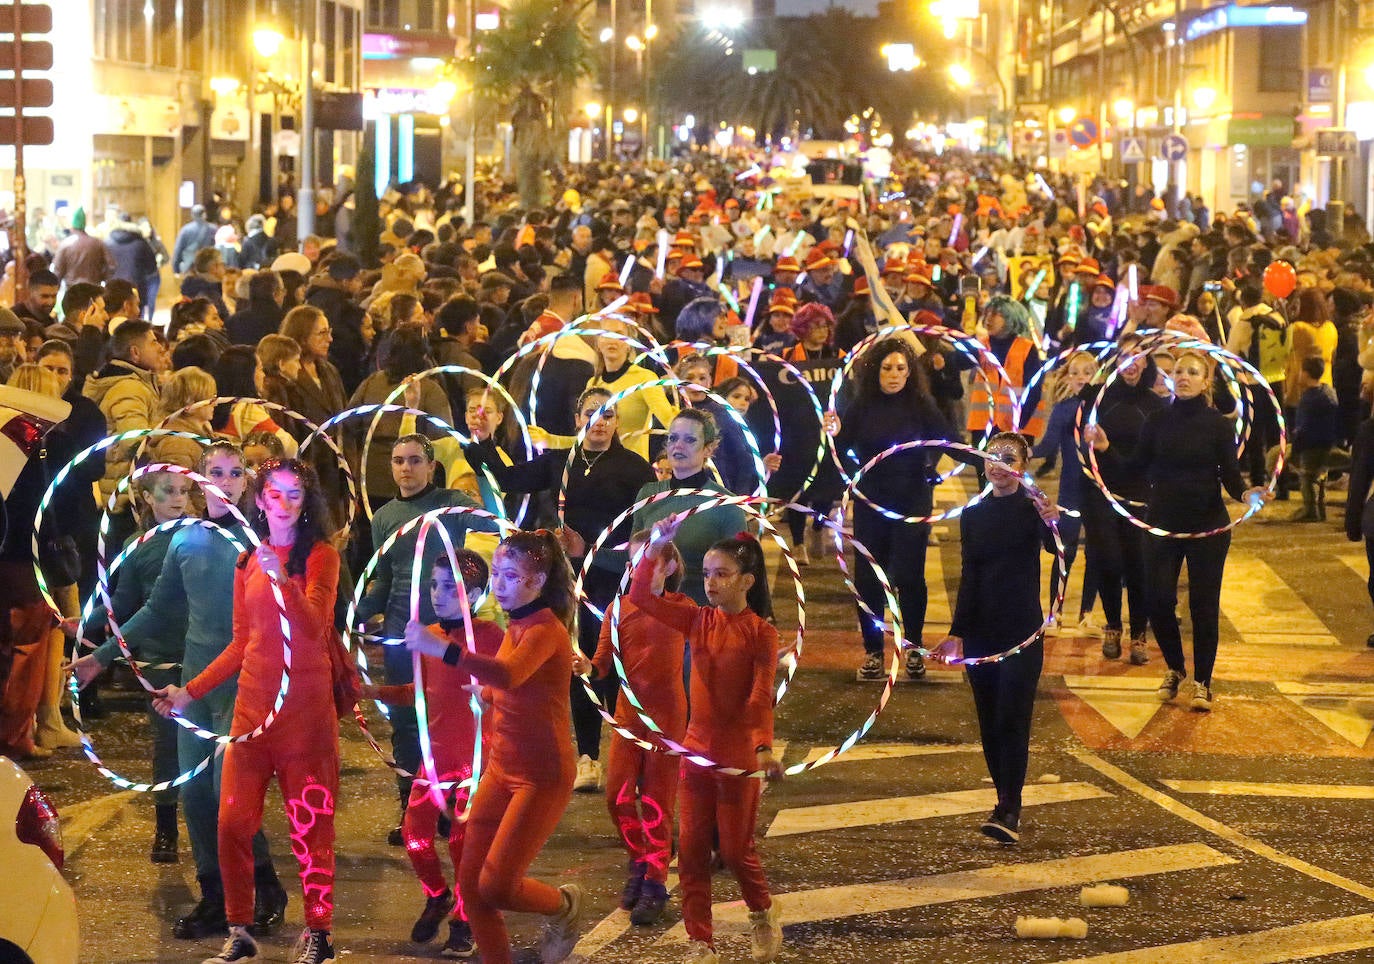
[1120,136,1146,164]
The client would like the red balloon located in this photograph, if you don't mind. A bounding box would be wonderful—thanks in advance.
[1263,260,1297,299]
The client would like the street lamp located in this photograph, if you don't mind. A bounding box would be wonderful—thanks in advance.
[599,26,614,42]
[948,63,973,87]
[626,34,643,51]
[584,101,602,120]
[253,27,283,58]
[1057,105,1077,125]
[1191,85,1217,111]
[624,106,639,123]
[1112,97,1134,122]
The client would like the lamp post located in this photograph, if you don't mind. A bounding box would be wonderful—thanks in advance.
[252,27,284,206]
[299,0,316,241]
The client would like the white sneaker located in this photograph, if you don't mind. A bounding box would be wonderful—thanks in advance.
[684,940,719,964]
[539,883,583,963]
[573,754,601,793]
[1190,680,1213,712]
[1157,669,1185,701]
[1076,612,1100,637]
[749,898,783,962]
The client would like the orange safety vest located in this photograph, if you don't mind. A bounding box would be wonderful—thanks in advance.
[966,335,1046,438]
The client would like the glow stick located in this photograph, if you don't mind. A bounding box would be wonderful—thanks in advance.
[1035,173,1054,199]
[932,265,942,283]
[971,246,989,266]
[1108,284,1129,339]
[655,229,668,278]
[618,254,635,288]
[1063,281,1081,336]
[1023,268,1047,303]
[716,282,740,313]
[843,228,855,256]
[743,275,764,328]
[1128,263,1138,301]
[949,214,962,246]
[735,164,761,180]
[786,230,805,256]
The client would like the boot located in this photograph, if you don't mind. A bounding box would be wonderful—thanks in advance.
[174,874,228,939]
[252,863,290,935]
[35,704,82,749]
[151,803,179,863]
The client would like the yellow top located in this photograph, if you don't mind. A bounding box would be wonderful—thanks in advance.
[585,363,678,459]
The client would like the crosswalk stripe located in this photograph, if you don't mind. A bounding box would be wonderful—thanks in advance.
[1073,749,1374,901]
[1162,779,1374,799]
[655,843,1234,945]
[1273,681,1374,747]
[765,781,1110,838]
[1219,554,1338,646]
[1047,913,1374,963]
[799,742,983,766]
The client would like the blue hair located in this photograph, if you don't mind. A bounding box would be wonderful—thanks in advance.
[675,297,724,342]
[984,295,1033,339]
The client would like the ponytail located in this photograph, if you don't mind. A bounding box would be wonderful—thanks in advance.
[707,532,772,618]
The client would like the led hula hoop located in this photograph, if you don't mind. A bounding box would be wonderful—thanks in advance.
[356,364,536,522]
[32,427,212,619]
[633,341,830,506]
[343,504,519,781]
[1122,327,1255,452]
[1082,337,1281,538]
[602,495,903,777]
[829,441,1066,666]
[137,395,361,529]
[408,515,486,819]
[826,324,1019,515]
[96,463,296,745]
[571,488,804,698]
[67,515,250,793]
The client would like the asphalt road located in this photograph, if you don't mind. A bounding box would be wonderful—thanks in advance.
[25,474,1374,963]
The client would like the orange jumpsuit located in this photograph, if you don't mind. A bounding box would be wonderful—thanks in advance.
[591,595,687,884]
[628,557,777,947]
[186,542,340,931]
[454,602,575,964]
[373,618,504,917]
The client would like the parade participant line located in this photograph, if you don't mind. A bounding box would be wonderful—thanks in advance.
[1072,750,1374,902]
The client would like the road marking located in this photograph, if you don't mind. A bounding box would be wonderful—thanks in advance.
[1062,675,1166,739]
[1163,779,1374,799]
[573,869,681,958]
[799,742,983,766]
[1048,913,1374,963]
[1073,749,1374,901]
[656,843,1233,945]
[61,789,137,857]
[1219,554,1338,646]
[1274,681,1374,748]
[765,781,1110,838]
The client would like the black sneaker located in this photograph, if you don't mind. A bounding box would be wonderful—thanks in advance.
[630,879,669,926]
[387,824,404,846]
[904,649,926,679]
[412,889,456,943]
[151,827,179,863]
[251,879,288,936]
[202,925,259,963]
[437,813,452,839]
[175,894,227,940]
[857,652,885,680]
[441,918,476,959]
[1366,632,1374,649]
[979,810,1020,845]
[620,860,647,910]
[291,928,335,964]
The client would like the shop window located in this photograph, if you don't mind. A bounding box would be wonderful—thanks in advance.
[1258,26,1301,93]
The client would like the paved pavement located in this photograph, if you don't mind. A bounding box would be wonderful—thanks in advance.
[24,472,1374,962]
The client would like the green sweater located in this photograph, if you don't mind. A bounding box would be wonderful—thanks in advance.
[92,527,187,669]
[632,472,746,604]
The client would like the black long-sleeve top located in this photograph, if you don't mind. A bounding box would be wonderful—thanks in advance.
[950,490,1055,656]
[1103,393,1247,533]
[464,435,654,572]
[833,389,954,516]
[1086,372,1167,503]
[1346,417,1374,541]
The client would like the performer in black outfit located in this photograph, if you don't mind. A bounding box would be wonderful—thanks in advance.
[1087,348,1268,712]
[1080,336,1165,662]
[934,433,1060,845]
[464,386,654,791]
[824,337,955,682]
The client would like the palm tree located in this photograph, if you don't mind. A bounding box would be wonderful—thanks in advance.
[470,0,591,206]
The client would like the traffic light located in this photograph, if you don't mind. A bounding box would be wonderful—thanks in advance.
[0,2,53,147]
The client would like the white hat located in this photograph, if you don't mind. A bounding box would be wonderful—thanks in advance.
[270,252,312,274]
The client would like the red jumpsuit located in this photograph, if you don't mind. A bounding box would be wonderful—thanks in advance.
[590,595,687,884]
[629,557,777,947]
[454,603,575,964]
[186,542,340,931]
[373,618,504,918]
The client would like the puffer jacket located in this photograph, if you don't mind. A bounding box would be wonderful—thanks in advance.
[82,360,161,505]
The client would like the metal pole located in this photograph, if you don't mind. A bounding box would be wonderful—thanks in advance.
[643,0,651,156]
[298,0,317,241]
[607,0,617,160]
[463,0,476,225]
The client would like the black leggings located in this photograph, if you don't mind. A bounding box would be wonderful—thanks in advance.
[1366,538,1374,609]
[572,564,621,760]
[967,641,1043,818]
[852,503,930,655]
[1145,531,1230,685]
[1050,514,1098,618]
[786,501,834,546]
[1082,491,1148,636]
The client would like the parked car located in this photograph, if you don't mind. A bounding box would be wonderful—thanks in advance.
[0,756,78,962]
